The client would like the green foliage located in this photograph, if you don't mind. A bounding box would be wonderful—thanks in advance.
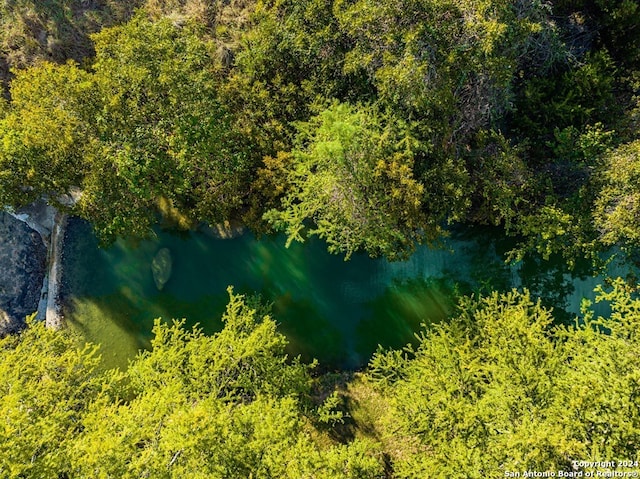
[366,285,640,477]
[127,287,312,401]
[594,139,640,248]
[4,2,640,473]
[465,130,531,228]
[555,278,640,459]
[513,50,618,149]
[0,292,383,478]
[335,0,564,145]
[74,392,382,479]
[265,102,429,260]
[0,61,93,207]
[0,15,253,242]
[218,0,369,157]
[502,122,615,267]
[549,122,615,167]
[0,0,638,260]
[4,286,640,477]
[508,200,599,268]
[80,15,250,241]
[0,316,106,478]
[316,391,346,425]
[70,287,325,478]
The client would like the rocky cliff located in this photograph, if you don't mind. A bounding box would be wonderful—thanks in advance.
[0,212,47,335]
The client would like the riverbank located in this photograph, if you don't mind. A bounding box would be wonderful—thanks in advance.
[0,212,47,335]
[45,211,67,329]
[7,200,56,320]
[3,200,67,331]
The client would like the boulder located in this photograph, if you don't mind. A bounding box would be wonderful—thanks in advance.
[0,212,47,335]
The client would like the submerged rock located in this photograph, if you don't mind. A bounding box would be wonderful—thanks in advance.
[0,212,47,335]
[151,247,172,290]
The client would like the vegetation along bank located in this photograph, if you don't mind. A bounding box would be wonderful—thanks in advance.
[0,0,639,477]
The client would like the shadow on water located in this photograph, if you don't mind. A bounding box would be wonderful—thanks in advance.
[447,224,616,326]
[356,277,456,359]
[515,251,613,325]
[269,291,345,367]
[61,217,638,371]
[64,286,234,371]
[517,253,578,325]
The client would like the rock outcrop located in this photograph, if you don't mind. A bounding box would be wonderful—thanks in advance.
[8,198,56,247]
[0,212,47,335]
[45,211,67,329]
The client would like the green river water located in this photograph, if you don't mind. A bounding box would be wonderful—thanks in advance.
[61,219,629,371]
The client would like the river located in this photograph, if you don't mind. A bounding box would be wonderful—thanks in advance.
[61,219,631,371]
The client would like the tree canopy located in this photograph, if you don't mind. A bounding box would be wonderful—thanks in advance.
[0,0,638,260]
[264,102,428,260]
[2,284,640,477]
[362,281,640,477]
[0,290,383,478]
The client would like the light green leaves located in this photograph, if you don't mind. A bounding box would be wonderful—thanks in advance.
[594,140,640,248]
[0,61,93,207]
[366,286,640,476]
[265,102,428,260]
[0,291,383,478]
[0,316,104,478]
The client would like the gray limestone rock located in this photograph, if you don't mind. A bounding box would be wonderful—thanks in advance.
[0,212,47,335]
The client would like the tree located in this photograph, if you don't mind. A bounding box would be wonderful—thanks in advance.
[218,0,372,159]
[0,61,94,208]
[0,290,383,478]
[0,15,254,242]
[78,15,251,241]
[0,316,105,478]
[594,139,640,249]
[365,284,640,477]
[264,102,429,260]
[125,288,312,402]
[334,0,565,150]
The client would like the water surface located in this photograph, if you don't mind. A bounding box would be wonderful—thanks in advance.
[62,220,627,370]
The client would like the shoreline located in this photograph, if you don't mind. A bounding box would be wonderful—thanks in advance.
[8,201,67,329]
[45,211,67,329]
